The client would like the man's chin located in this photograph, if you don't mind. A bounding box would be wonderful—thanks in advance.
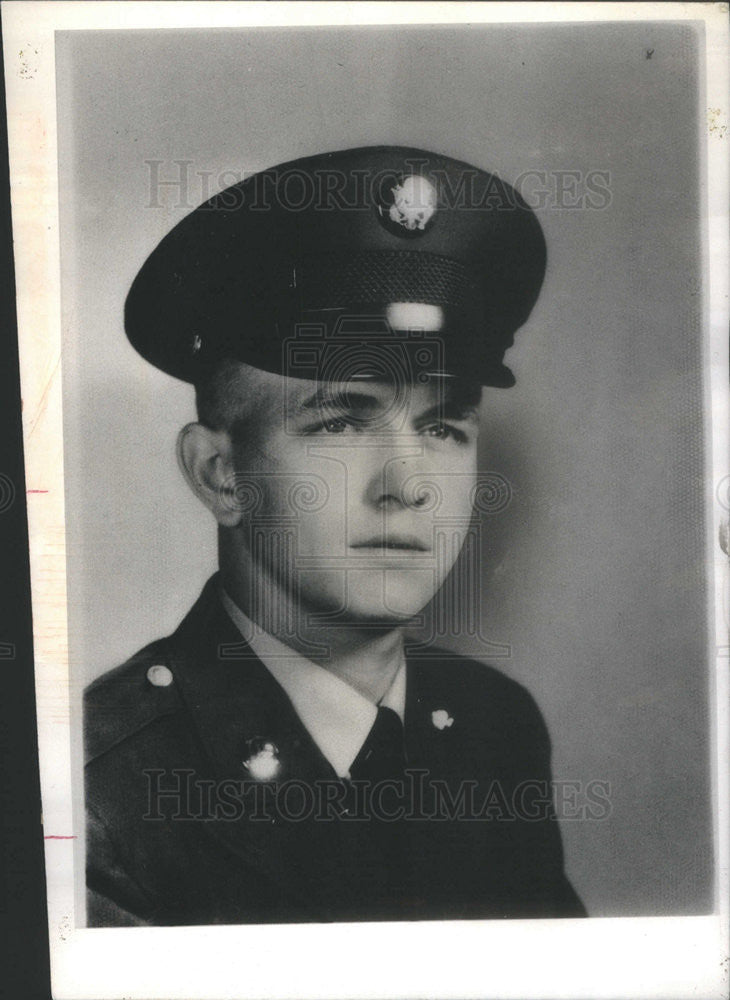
[292,569,441,628]
[298,593,433,629]
[346,606,420,627]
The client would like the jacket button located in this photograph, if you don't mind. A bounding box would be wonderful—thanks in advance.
[147,664,173,687]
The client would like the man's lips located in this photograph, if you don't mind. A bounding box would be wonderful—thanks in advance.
[350,535,430,552]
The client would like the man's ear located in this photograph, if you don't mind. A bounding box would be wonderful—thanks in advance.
[176,423,242,527]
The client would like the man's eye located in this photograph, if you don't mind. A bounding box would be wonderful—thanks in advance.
[302,416,353,436]
[321,417,349,434]
[424,422,466,443]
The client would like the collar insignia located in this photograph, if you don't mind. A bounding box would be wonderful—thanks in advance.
[431,709,454,730]
[242,738,281,781]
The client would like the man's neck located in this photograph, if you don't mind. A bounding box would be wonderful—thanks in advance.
[220,551,405,705]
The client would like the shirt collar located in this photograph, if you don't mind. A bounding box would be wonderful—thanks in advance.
[218,585,406,779]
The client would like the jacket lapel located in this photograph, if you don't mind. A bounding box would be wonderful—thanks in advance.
[164,577,352,919]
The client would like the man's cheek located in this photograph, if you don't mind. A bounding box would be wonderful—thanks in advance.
[439,482,476,521]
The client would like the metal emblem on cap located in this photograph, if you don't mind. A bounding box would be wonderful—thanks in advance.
[376,173,438,237]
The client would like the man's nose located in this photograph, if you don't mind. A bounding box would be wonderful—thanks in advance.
[364,446,433,511]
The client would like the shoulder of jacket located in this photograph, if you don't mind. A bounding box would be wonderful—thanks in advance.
[84,637,186,766]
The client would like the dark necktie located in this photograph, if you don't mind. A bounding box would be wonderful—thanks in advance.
[349,705,405,783]
[345,705,416,916]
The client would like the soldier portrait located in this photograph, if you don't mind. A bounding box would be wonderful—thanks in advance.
[84,145,587,924]
[7,6,725,997]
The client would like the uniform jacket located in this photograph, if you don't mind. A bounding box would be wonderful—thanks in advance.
[85,576,585,926]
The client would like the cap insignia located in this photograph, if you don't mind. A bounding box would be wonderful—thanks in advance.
[377,174,437,237]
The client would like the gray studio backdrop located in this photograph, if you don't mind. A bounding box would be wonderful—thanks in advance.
[57,22,712,918]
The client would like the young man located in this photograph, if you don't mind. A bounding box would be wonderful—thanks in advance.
[84,146,585,925]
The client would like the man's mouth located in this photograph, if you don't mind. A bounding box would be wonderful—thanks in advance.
[350,535,430,552]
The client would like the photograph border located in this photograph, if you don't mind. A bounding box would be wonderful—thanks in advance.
[2,3,728,998]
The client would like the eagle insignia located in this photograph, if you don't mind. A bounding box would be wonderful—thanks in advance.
[376,173,438,237]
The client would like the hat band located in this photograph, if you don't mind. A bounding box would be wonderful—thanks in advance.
[299,250,473,311]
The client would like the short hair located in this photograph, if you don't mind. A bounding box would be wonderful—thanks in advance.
[195,359,252,432]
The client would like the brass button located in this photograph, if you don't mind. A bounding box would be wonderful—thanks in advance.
[146,664,173,687]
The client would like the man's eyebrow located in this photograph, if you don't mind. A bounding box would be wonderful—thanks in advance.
[298,389,382,413]
[417,401,480,423]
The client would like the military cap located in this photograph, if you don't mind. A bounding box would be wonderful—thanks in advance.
[125,146,546,388]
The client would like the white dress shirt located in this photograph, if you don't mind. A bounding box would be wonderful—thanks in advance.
[219,586,406,779]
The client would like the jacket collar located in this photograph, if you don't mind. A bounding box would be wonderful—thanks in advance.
[217,583,406,778]
[166,574,337,786]
[167,574,462,783]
